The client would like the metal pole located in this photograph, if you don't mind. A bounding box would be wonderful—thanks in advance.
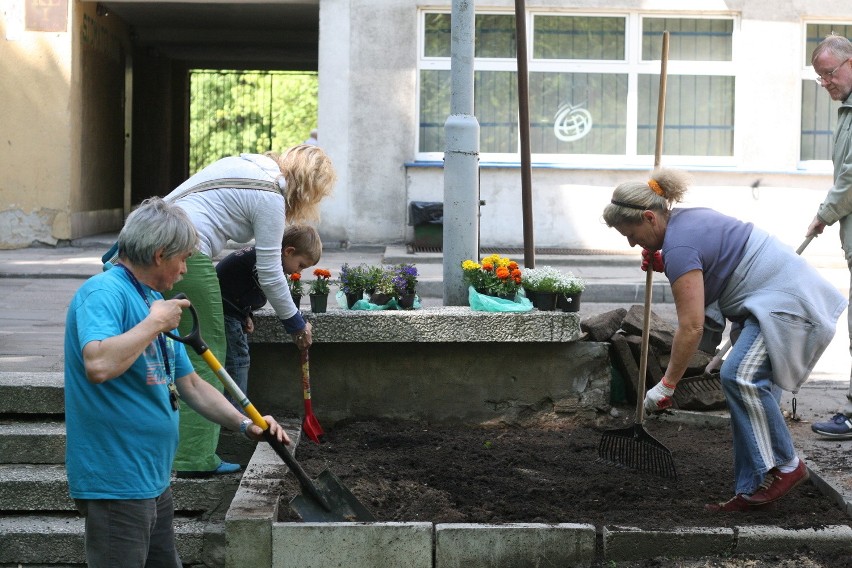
[515,0,534,269]
[443,0,480,305]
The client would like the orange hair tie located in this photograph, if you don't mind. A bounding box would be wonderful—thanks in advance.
[647,179,664,196]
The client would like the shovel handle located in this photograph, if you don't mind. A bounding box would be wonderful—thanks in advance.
[164,293,332,511]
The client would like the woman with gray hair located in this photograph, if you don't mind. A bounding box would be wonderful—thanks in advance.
[65,197,289,567]
[603,168,846,512]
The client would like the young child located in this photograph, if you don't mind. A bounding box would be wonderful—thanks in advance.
[216,225,322,409]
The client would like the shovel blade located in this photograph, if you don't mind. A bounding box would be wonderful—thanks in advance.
[290,469,376,522]
[302,414,325,445]
[598,423,678,480]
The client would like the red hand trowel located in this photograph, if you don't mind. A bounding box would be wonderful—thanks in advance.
[300,348,325,444]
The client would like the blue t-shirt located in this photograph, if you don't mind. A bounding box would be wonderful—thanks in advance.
[662,207,753,305]
[64,268,193,499]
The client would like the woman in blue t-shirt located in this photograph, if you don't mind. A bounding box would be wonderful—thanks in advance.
[603,168,846,513]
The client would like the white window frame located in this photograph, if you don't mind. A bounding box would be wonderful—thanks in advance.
[415,9,740,167]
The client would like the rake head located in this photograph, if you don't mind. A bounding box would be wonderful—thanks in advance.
[598,423,678,480]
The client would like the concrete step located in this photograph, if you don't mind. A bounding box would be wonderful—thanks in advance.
[0,464,240,515]
[0,420,65,464]
[0,514,221,565]
[0,372,64,415]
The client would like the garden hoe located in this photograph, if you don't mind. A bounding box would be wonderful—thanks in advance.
[166,294,375,522]
[598,31,678,481]
[300,347,325,444]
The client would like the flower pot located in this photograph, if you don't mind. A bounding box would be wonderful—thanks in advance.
[292,294,302,309]
[398,292,416,309]
[534,291,558,311]
[524,288,540,308]
[557,292,581,312]
[309,293,328,313]
[345,289,364,309]
[369,292,393,306]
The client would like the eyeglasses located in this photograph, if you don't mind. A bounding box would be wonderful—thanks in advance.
[814,59,850,85]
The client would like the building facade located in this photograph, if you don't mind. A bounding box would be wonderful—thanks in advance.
[2,0,851,257]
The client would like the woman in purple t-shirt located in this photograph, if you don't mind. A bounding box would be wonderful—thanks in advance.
[602,168,845,513]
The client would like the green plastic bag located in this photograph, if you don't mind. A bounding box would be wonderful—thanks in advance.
[335,290,421,311]
[467,286,533,312]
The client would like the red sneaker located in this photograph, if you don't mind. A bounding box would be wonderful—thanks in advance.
[741,460,809,506]
[704,494,752,512]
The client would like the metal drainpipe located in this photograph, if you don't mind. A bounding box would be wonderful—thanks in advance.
[443,0,481,306]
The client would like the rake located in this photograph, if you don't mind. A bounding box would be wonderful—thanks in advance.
[598,31,677,481]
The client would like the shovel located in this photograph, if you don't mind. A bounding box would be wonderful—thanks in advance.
[598,31,677,481]
[300,348,325,444]
[165,294,375,522]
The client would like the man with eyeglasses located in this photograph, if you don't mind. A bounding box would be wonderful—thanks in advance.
[806,33,852,440]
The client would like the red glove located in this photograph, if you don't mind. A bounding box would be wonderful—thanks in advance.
[641,249,664,272]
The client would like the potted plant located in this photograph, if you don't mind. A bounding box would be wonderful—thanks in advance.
[339,263,369,308]
[287,272,304,309]
[393,263,418,309]
[555,271,586,312]
[369,267,397,306]
[364,265,384,295]
[308,268,332,313]
[461,254,522,300]
[520,266,561,311]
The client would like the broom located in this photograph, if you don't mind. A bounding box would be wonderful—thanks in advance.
[598,31,677,481]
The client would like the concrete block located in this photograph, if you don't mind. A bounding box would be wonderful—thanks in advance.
[226,426,299,568]
[271,522,433,568]
[622,305,675,352]
[435,523,596,568]
[603,525,734,560]
[580,308,626,342]
[736,524,852,555]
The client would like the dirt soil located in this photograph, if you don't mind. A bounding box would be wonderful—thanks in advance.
[281,413,852,567]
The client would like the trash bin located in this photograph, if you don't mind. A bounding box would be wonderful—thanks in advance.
[409,201,443,249]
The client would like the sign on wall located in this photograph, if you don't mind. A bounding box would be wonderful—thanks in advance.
[26,0,68,32]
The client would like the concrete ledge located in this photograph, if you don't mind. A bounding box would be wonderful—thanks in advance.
[736,524,852,555]
[603,525,735,560]
[435,523,596,567]
[225,424,300,568]
[0,372,64,414]
[272,522,433,568]
[0,421,65,464]
[251,305,582,343]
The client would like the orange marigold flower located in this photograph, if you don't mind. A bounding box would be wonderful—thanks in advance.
[508,261,519,270]
[496,266,510,280]
[290,273,301,281]
[482,262,494,272]
[313,268,331,279]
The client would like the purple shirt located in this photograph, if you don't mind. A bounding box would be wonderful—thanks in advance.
[662,207,753,305]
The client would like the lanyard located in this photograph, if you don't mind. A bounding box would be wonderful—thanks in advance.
[117,264,172,381]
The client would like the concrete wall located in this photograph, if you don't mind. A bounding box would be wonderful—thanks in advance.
[0,1,128,248]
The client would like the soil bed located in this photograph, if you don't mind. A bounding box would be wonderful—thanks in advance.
[281,414,851,566]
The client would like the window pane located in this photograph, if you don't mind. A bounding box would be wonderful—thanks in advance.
[424,13,451,58]
[643,18,733,61]
[419,70,519,154]
[638,75,734,156]
[533,16,625,60]
[529,72,627,154]
[806,24,852,66]
[801,80,839,160]
[419,70,450,152]
[476,70,518,153]
[475,14,516,58]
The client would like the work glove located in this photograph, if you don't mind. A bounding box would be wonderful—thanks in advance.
[641,248,664,272]
[644,378,676,414]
